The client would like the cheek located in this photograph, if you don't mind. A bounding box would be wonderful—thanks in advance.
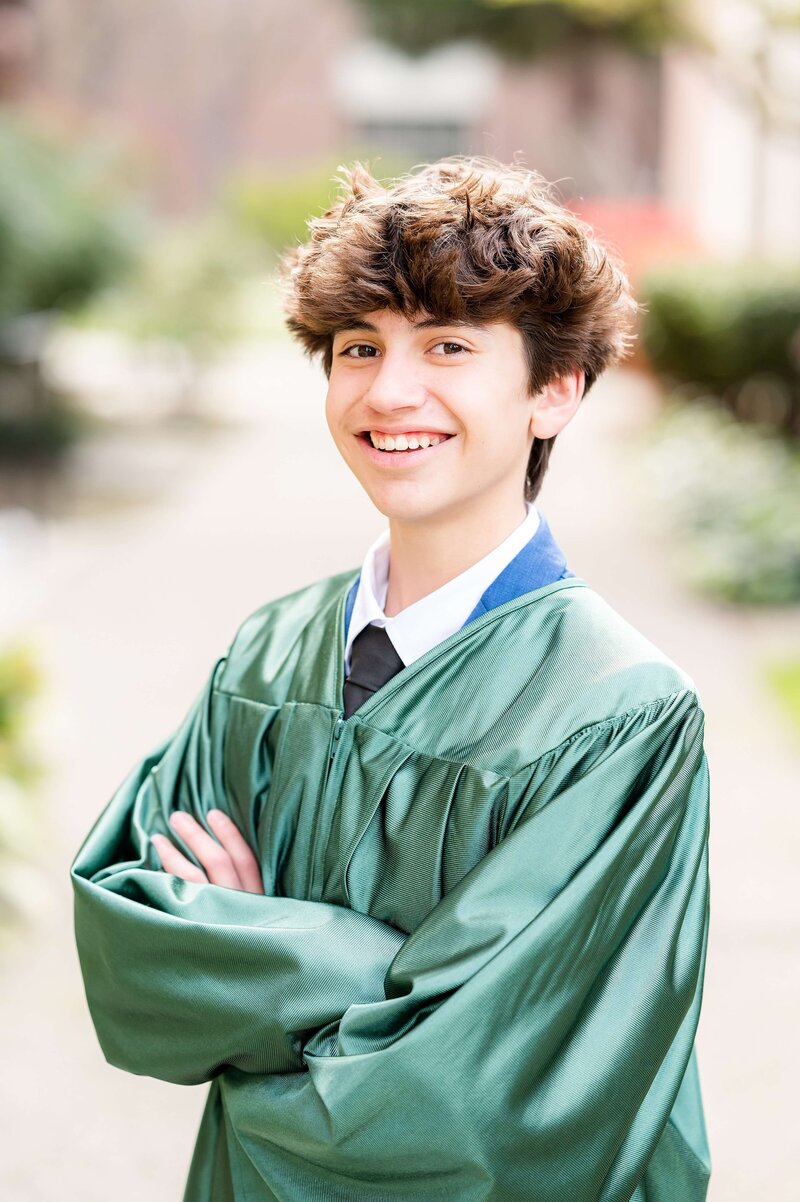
[324,390,345,439]
[325,373,362,427]
[470,417,528,471]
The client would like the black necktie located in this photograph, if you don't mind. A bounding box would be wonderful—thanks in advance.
[343,623,405,718]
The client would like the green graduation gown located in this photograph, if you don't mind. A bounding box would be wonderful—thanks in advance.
[71,570,711,1201]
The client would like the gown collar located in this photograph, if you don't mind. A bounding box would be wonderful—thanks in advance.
[344,509,574,639]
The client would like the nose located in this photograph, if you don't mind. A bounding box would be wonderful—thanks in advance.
[362,348,427,417]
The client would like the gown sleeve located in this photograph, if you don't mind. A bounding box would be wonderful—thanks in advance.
[73,653,711,1201]
[216,685,710,1202]
[70,654,405,1087]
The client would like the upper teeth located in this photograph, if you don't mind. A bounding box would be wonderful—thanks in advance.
[369,432,447,451]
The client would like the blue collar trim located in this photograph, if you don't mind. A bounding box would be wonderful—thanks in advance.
[343,510,574,640]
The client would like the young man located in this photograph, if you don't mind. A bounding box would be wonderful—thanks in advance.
[71,157,711,1201]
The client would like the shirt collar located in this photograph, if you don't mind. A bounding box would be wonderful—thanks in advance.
[345,502,541,672]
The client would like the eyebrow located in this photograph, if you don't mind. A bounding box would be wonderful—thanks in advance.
[332,317,491,336]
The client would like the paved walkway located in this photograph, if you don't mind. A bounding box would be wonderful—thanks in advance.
[0,344,797,1199]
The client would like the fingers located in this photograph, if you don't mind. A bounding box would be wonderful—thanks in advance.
[164,812,244,890]
[207,810,265,894]
[151,811,265,895]
[151,832,209,884]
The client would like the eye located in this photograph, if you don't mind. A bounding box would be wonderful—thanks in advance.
[431,341,469,356]
[340,343,380,359]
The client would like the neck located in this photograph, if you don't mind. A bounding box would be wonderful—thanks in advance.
[384,494,529,616]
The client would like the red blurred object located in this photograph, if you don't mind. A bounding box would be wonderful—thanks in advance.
[570,199,702,282]
[569,199,704,370]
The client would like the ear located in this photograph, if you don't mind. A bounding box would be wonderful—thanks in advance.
[529,370,585,440]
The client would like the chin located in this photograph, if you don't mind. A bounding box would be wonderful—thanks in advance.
[365,486,441,525]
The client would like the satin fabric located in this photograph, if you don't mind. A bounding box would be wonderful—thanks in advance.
[71,572,711,1201]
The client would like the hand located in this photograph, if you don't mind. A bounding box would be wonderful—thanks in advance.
[151,810,265,894]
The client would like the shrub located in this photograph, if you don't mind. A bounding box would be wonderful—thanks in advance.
[0,114,143,458]
[632,395,800,604]
[0,311,87,460]
[638,261,800,437]
[0,113,142,322]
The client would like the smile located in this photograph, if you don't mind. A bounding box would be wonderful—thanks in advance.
[368,430,454,452]
[357,430,455,464]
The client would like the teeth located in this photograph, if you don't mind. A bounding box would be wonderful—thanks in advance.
[368,431,450,451]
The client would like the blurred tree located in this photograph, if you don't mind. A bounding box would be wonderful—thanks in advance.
[0,112,144,457]
[351,0,689,59]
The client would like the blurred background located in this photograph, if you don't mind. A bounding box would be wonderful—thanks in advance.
[0,1,798,1198]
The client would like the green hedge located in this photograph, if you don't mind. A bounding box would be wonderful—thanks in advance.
[639,261,800,438]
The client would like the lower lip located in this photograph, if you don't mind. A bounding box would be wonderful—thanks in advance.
[357,435,455,466]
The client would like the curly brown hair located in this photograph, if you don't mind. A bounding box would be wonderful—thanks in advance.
[279,155,639,502]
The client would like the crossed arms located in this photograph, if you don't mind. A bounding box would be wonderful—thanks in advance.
[152,809,265,895]
[71,659,711,1199]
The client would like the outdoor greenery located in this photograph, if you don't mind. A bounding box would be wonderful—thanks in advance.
[763,657,800,743]
[0,114,143,458]
[633,396,800,605]
[0,644,40,784]
[73,152,416,350]
[0,373,85,458]
[351,0,688,59]
[72,215,269,351]
[639,261,800,438]
[223,152,415,259]
[637,259,800,616]
[0,114,141,323]
[0,644,44,936]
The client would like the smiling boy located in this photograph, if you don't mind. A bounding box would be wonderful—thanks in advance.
[326,310,582,614]
[72,157,711,1202]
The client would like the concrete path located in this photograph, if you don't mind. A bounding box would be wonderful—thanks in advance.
[0,344,797,1199]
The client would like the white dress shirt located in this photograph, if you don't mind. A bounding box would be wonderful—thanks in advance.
[344,502,540,674]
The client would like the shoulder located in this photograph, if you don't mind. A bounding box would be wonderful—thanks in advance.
[215,567,358,699]
[545,581,700,705]
[485,581,704,770]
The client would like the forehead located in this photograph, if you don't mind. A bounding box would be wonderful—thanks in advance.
[331,309,503,337]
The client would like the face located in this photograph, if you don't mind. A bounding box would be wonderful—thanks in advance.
[326,308,569,529]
